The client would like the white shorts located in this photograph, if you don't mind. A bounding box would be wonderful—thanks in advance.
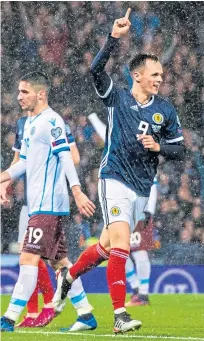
[98,179,148,232]
[18,205,29,243]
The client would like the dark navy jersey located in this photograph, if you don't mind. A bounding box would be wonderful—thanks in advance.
[91,35,184,196]
[12,116,75,205]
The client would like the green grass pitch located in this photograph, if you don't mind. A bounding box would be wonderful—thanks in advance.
[1,294,204,341]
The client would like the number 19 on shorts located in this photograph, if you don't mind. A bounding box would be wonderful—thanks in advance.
[28,227,43,244]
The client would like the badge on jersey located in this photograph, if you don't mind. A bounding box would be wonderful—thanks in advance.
[51,127,62,140]
[110,206,121,216]
[49,118,56,127]
[52,139,66,147]
[152,113,164,124]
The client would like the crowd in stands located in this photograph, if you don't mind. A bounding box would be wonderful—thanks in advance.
[1,2,204,263]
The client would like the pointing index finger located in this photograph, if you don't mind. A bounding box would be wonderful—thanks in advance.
[125,8,131,19]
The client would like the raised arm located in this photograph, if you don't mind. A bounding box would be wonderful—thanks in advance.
[90,8,131,97]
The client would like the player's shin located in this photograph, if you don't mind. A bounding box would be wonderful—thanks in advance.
[26,284,39,317]
[69,243,109,280]
[38,259,54,306]
[53,243,109,314]
[68,277,94,316]
[125,257,139,294]
[107,248,129,313]
[133,250,151,296]
[4,265,38,322]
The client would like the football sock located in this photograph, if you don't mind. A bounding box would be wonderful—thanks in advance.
[69,243,109,280]
[106,248,129,312]
[132,250,151,295]
[38,259,54,304]
[125,256,140,292]
[4,265,38,322]
[68,275,94,316]
[27,284,39,314]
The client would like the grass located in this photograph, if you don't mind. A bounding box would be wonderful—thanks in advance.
[1,294,204,341]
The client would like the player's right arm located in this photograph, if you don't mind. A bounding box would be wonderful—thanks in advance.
[0,152,20,204]
[0,117,24,204]
[90,9,131,102]
[48,114,95,217]
[0,136,27,185]
[0,158,26,184]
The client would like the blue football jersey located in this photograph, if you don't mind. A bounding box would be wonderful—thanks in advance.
[12,116,75,205]
[95,82,183,197]
[90,35,184,197]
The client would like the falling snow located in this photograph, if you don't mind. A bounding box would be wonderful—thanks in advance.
[1,1,204,263]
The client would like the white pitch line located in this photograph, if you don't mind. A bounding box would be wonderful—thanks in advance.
[16,330,204,341]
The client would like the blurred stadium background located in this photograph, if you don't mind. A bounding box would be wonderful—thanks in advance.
[1,1,204,295]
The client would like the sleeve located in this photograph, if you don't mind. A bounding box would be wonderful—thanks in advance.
[7,159,26,180]
[58,151,80,189]
[47,115,70,155]
[65,123,75,145]
[12,119,22,152]
[163,104,184,144]
[90,34,119,107]
[88,113,106,142]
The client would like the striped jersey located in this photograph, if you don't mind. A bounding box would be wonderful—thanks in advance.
[18,107,74,216]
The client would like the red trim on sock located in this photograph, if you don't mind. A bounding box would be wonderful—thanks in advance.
[107,248,129,310]
[37,259,54,304]
[70,243,109,279]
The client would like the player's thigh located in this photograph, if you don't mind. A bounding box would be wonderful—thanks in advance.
[52,217,69,265]
[108,221,130,250]
[19,251,40,266]
[18,205,29,243]
[131,250,149,263]
[22,214,65,260]
[98,179,134,228]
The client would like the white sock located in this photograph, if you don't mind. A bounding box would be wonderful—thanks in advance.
[4,265,38,322]
[67,263,93,316]
[125,256,139,290]
[131,250,151,295]
[114,308,126,314]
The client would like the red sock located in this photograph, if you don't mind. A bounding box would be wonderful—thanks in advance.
[70,243,109,279]
[27,284,39,313]
[37,259,54,304]
[106,248,129,311]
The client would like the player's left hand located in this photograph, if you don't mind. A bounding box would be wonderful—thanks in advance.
[0,181,10,205]
[111,8,131,38]
[73,190,96,217]
[137,134,160,152]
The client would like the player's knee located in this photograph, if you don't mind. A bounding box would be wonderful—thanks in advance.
[51,257,72,270]
[19,252,40,266]
[109,222,130,251]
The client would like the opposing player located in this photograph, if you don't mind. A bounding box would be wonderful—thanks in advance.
[1,112,96,329]
[1,114,56,327]
[0,71,96,332]
[56,8,185,334]
[88,113,156,306]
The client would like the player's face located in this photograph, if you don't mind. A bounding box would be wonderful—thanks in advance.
[137,60,163,95]
[17,81,39,111]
